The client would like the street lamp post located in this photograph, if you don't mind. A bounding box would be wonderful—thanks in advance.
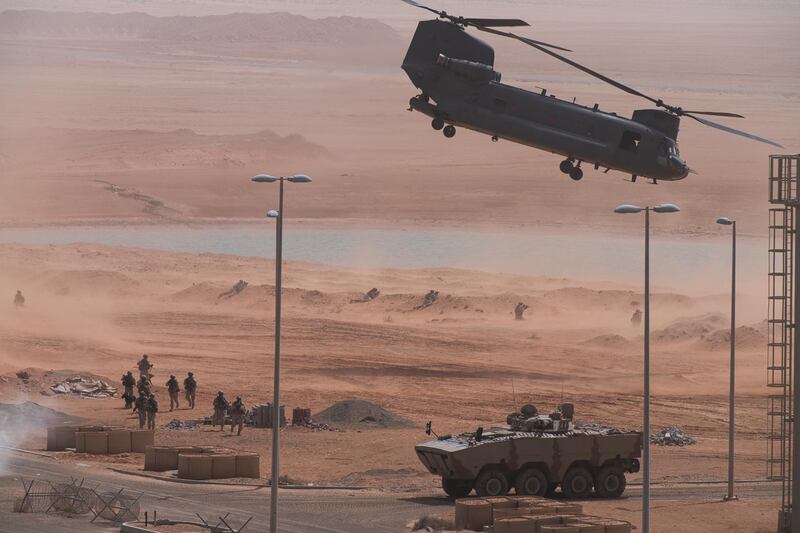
[251,173,312,533]
[717,217,737,502]
[614,203,681,533]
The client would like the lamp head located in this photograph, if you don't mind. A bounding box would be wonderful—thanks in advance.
[614,204,643,214]
[653,203,681,213]
[267,210,279,218]
[251,174,278,183]
[287,174,312,183]
[716,217,734,226]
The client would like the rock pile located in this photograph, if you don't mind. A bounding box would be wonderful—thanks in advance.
[650,426,696,446]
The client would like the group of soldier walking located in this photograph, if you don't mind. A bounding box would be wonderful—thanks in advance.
[121,354,246,435]
[121,354,198,430]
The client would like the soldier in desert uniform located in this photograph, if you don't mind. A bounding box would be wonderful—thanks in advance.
[212,391,229,431]
[229,396,246,436]
[183,372,197,409]
[137,374,152,396]
[166,375,180,411]
[514,302,529,320]
[13,290,24,308]
[146,393,159,430]
[631,309,642,326]
[133,394,148,429]
[121,371,135,396]
[137,354,153,378]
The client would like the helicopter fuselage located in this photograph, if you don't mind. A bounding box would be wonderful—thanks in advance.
[402,20,690,181]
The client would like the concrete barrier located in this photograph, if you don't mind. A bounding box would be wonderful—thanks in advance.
[211,455,237,479]
[177,454,213,480]
[107,430,132,454]
[83,431,108,455]
[235,453,260,478]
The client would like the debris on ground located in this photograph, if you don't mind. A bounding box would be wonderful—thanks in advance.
[219,279,248,299]
[15,370,31,381]
[650,426,696,446]
[350,287,380,303]
[163,418,207,430]
[50,376,117,398]
[414,290,439,310]
[314,399,413,429]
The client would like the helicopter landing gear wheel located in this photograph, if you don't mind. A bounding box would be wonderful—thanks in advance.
[443,125,456,138]
[431,117,445,131]
[569,167,584,181]
[559,160,574,174]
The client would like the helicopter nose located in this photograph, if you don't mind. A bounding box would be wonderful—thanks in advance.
[669,155,689,179]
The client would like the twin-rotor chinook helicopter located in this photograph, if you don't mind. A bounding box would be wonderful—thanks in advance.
[401,0,782,183]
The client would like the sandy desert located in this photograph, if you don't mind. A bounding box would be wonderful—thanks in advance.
[0,0,799,532]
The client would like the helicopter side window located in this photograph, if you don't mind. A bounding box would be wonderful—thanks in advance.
[619,131,641,153]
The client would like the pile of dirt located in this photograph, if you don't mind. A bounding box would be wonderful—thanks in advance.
[0,401,82,427]
[697,325,767,351]
[580,334,632,349]
[653,313,727,343]
[43,269,140,296]
[313,400,413,429]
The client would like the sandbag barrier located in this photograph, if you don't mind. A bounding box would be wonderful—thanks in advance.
[144,445,260,480]
[47,426,154,454]
[456,496,633,533]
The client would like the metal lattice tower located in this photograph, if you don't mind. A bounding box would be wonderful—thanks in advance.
[768,154,800,532]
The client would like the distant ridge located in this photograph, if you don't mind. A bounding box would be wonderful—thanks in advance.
[0,9,398,43]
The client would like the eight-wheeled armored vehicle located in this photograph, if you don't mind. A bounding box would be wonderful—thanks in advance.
[416,404,642,499]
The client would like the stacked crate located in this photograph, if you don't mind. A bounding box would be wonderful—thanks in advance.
[49,426,153,454]
[455,496,632,533]
[251,403,286,428]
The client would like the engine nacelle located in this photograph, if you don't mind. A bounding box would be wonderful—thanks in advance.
[436,54,501,83]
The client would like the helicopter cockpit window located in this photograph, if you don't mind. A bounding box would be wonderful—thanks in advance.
[619,131,641,153]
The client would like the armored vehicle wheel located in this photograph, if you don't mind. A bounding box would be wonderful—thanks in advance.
[561,466,593,499]
[514,468,548,496]
[475,468,509,497]
[443,125,456,138]
[442,478,472,498]
[595,466,626,498]
[559,160,574,174]
[569,167,584,181]
[431,117,445,130]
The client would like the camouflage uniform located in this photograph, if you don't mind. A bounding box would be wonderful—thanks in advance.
[146,394,158,430]
[166,375,180,411]
[121,371,135,397]
[183,372,197,409]
[137,375,151,396]
[212,392,228,431]
[137,354,153,378]
[133,394,148,429]
[230,396,246,436]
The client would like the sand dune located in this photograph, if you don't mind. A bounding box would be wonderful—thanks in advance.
[0,9,398,44]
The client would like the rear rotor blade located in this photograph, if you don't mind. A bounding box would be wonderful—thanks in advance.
[686,114,784,148]
[680,110,744,118]
[464,18,529,27]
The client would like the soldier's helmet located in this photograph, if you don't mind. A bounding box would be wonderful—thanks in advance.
[143,354,148,359]
[217,391,223,395]
[188,372,193,376]
[236,396,241,401]
[127,371,133,375]
[170,375,175,379]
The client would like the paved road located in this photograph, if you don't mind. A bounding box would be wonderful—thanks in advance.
[0,450,782,533]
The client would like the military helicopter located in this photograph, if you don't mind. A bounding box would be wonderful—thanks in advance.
[401,0,782,182]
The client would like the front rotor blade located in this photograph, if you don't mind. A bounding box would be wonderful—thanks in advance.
[464,18,529,27]
[686,114,784,148]
[680,110,745,118]
[476,26,572,52]
[477,26,666,100]
[400,0,442,16]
